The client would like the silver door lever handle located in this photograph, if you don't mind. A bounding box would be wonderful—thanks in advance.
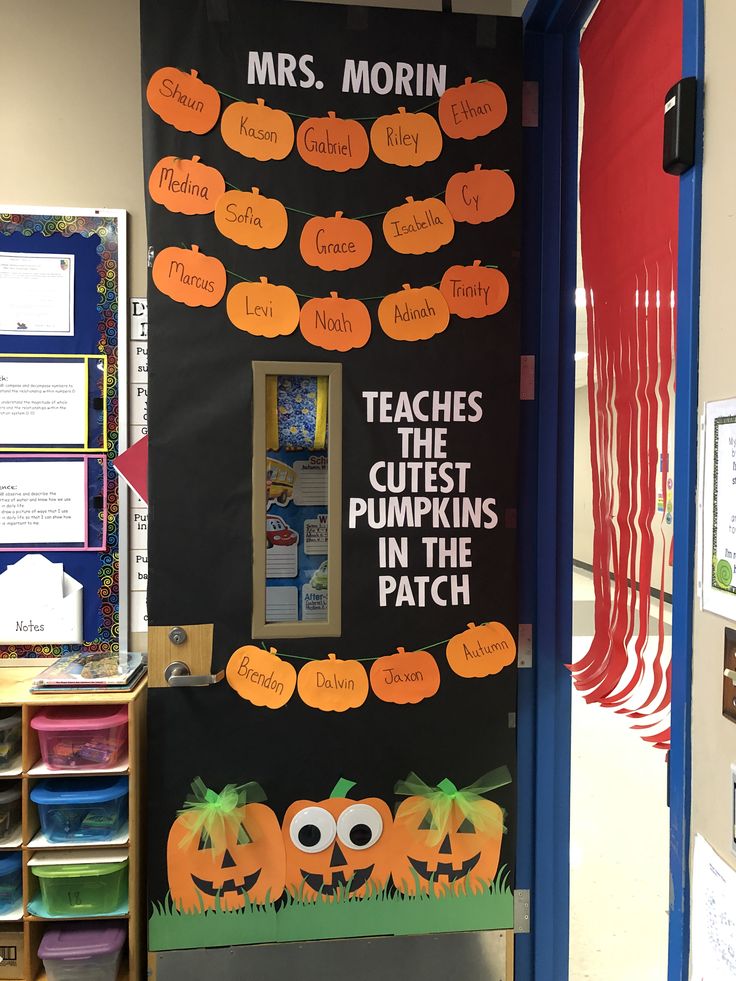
[164,660,224,687]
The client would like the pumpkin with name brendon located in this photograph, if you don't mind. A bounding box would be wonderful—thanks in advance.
[214,188,288,250]
[299,293,372,352]
[392,768,512,896]
[296,112,370,172]
[220,98,295,162]
[297,653,369,711]
[146,67,221,135]
[440,261,510,320]
[148,155,225,216]
[446,621,516,679]
[167,778,286,911]
[300,212,372,272]
[283,778,393,900]
[445,165,515,225]
[226,278,300,338]
[152,244,226,308]
[438,77,507,141]
[369,107,443,167]
[226,644,297,708]
[383,196,455,256]
[378,284,450,342]
[369,647,441,705]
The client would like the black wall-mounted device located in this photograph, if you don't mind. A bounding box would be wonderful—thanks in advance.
[663,76,697,175]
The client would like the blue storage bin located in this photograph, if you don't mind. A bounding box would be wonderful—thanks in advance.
[0,852,22,913]
[31,777,128,843]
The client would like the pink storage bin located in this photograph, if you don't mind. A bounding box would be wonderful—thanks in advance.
[31,706,128,770]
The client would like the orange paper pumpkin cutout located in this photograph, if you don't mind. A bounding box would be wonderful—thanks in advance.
[152,244,226,308]
[226,278,300,337]
[440,261,509,319]
[378,284,450,342]
[369,107,443,167]
[148,155,225,215]
[438,77,507,141]
[146,67,220,134]
[282,778,393,900]
[296,112,370,172]
[226,644,297,708]
[383,196,454,255]
[445,165,515,225]
[446,621,516,678]
[297,653,369,711]
[214,188,288,250]
[299,212,372,272]
[220,98,295,161]
[299,293,371,352]
[369,647,440,705]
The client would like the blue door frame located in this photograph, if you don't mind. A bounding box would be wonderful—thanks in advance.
[516,1,703,978]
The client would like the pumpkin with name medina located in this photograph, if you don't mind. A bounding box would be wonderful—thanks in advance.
[148,155,225,216]
[167,778,286,911]
[214,188,288,250]
[445,165,515,225]
[438,77,507,141]
[446,621,516,679]
[383,196,455,256]
[226,644,297,708]
[220,98,295,161]
[226,278,300,338]
[378,284,450,343]
[392,768,511,896]
[369,647,441,705]
[283,778,393,900]
[440,261,510,320]
[300,212,373,272]
[299,293,372,352]
[152,244,226,308]
[296,111,370,172]
[146,67,221,134]
[297,653,369,711]
[369,107,443,167]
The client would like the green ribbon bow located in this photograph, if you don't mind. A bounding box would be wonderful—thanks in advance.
[394,766,512,846]
[176,777,267,852]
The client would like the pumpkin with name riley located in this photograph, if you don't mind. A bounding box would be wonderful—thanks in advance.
[146,67,221,135]
[220,98,295,161]
[152,244,226,308]
[370,106,443,167]
[446,621,516,679]
[283,778,393,900]
[148,155,225,216]
[369,647,441,705]
[226,277,300,337]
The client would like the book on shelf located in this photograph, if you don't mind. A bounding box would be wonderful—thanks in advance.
[31,652,147,692]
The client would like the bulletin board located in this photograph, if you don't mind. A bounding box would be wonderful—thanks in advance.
[0,208,127,658]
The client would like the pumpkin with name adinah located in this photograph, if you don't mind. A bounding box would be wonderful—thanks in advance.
[146,67,221,134]
[297,653,369,711]
[226,278,300,337]
[369,647,441,705]
[214,187,288,250]
[300,212,373,272]
[369,107,443,167]
[148,155,225,215]
[297,111,370,172]
[438,77,507,141]
[299,292,372,352]
[445,165,515,225]
[220,98,295,161]
[445,621,516,679]
[440,261,509,320]
[152,244,226,308]
[226,644,297,708]
[378,283,450,342]
[382,196,455,256]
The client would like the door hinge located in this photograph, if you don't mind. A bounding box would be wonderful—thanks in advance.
[520,355,535,401]
[514,889,531,934]
[518,623,533,668]
[522,81,539,128]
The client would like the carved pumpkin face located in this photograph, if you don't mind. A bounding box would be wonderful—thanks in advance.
[220,98,295,161]
[146,67,220,135]
[296,112,370,172]
[446,621,516,678]
[445,165,515,225]
[300,212,372,271]
[152,244,226,307]
[370,107,443,167]
[214,188,288,250]
[226,278,300,337]
[369,647,441,705]
[438,77,507,140]
[297,653,369,711]
[299,293,372,352]
[383,196,455,255]
[378,284,450,342]
[440,262,509,319]
[226,644,297,708]
[148,155,225,216]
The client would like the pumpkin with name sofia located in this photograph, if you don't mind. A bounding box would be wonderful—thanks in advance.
[300,212,372,272]
[214,188,288,250]
[392,768,511,896]
[369,647,441,704]
[446,621,516,678]
[283,778,393,900]
[152,244,226,307]
[438,77,507,141]
[167,778,286,911]
[148,155,225,215]
[146,67,221,135]
[297,653,369,711]
[220,98,295,161]
[378,283,450,342]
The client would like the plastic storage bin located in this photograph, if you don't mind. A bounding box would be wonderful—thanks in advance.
[38,923,126,981]
[32,854,128,915]
[0,784,21,842]
[0,710,21,768]
[31,706,128,770]
[31,777,129,843]
[0,853,22,914]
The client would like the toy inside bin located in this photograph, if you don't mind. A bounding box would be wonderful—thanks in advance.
[0,709,22,768]
[31,706,128,770]
[0,852,22,914]
[31,777,128,843]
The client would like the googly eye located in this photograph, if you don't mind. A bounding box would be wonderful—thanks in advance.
[289,806,337,853]
[336,803,383,850]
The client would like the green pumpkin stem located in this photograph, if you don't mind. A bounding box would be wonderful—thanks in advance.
[330,777,357,799]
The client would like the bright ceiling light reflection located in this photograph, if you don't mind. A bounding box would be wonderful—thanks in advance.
[574,352,588,361]
[575,287,587,308]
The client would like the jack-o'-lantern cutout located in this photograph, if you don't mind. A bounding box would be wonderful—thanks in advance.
[378,283,450,342]
[445,165,515,225]
[297,112,370,172]
[146,67,220,134]
[299,293,372,352]
[220,98,295,161]
[226,278,300,338]
[369,647,440,705]
[392,768,511,896]
[214,188,288,250]
[152,244,226,308]
[226,644,297,708]
[369,107,443,167]
[148,155,225,215]
[300,212,372,272]
[283,777,393,900]
[438,77,507,141]
[297,653,369,711]
[167,778,286,911]
[440,261,509,319]
[383,196,454,255]
[446,621,516,678]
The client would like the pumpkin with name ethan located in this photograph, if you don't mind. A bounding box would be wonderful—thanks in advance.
[446,621,516,678]
[438,77,507,140]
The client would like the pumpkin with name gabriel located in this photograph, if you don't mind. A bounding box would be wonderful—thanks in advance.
[392,768,511,896]
[283,778,393,900]
[296,111,370,172]
[167,778,286,911]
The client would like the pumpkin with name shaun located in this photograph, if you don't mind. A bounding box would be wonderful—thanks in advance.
[445,165,515,225]
[146,67,221,135]
[283,778,393,900]
[300,212,372,272]
[438,77,507,141]
[148,155,225,216]
[297,652,369,711]
[226,277,300,338]
[297,112,370,172]
[446,621,517,679]
[152,244,226,307]
[440,261,509,319]
[383,196,455,256]
[378,283,450,342]
[369,647,441,705]
[369,107,443,167]
[167,778,285,911]
[299,293,372,352]
[392,768,511,896]
[220,98,295,161]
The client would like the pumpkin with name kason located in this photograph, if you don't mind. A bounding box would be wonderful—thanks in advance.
[369,647,441,705]
[226,644,297,708]
[220,98,295,161]
[300,212,373,272]
[438,77,508,141]
[369,107,443,167]
[214,187,288,250]
[297,111,370,172]
[297,653,369,711]
[445,621,516,679]
[378,284,450,343]
[440,261,510,320]
[445,165,515,225]
[148,155,225,216]
[146,67,221,135]
[152,244,226,308]
[226,277,300,338]
[299,292,372,352]
[383,196,455,256]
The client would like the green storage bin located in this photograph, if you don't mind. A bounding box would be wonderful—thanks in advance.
[32,857,128,915]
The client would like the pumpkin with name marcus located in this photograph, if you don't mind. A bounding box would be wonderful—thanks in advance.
[226,644,297,708]
[146,67,221,134]
[226,277,300,337]
[152,243,226,307]
[446,621,516,678]
[148,155,225,215]
[297,653,369,711]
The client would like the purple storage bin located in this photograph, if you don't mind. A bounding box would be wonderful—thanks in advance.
[38,922,126,981]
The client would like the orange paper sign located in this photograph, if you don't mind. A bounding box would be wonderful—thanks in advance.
[296,112,370,172]
[378,284,450,342]
[445,621,516,678]
[369,107,443,167]
[299,293,371,352]
[152,244,226,308]
[438,77,508,140]
[297,653,369,711]
[214,188,288,250]
[220,98,295,161]
[148,155,225,215]
[226,645,297,708]
[146,67,220,134]
[299,212,372,271]
[445,165,515,224]
[226,278,300,337]
[440,261,509,319]
[369,647,441,704]
[383,196,454,255]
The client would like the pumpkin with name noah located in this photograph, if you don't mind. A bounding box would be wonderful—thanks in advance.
[152,244,226,308]
[148,155,225,216]
[446,621,516,679]
[226,277,300,338]
[146,67,221,135]
[438,77,507,141]
[299,293,372,352]
[167,778,285,911]
[369,647,441,705]
[283,778,393,900]
[297,652,369,711]
[220,98,295,161]
[300,212,373,272]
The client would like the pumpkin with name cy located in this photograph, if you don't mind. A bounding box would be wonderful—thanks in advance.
[283,778,393,900]
[214,188,288,250]
[438,77,507,141]
[440,261,510,320]
[445,165,515,225]
[369,647,441,705]
[146,67,221,135]
[446,621,516,679]
[296,112,370,172]
[220,98,295,161]
[167,778,286,911]
[148,155,225,216]
[378,284,450,342]
[299,293,372,352]
[226,278,300,338]
[152,244,226,308]
[297,653,369,711]
[300,212,372,272]
[369,107,443,167]
[226,644,297,708]
[383,196,455,256]
[392,768,511,896]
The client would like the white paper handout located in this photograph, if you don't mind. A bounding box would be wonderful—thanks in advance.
[0,459,87,546]
[0,555,83,643]
[0,252,74,336]
[691,834,736,980]
[0,359,87,447]
[701,398,736,620]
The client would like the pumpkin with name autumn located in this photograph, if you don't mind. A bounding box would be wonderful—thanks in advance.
[296,111,370,172]
[438,77,508,141]
[299,293,372,352]
[383,196,455,256]
[369,107,443,167]
[369,647,441,705]
[226,644,297,708]
[300,212,372,272]
[146,67,221,134]
[440,261,510,319]
[445,165,515,225]
[220,98,295,161]
[214,188,288,250]
[446,621,516,679]
[297,653,369,711]
[226,277,300,337]
[283,778,393,900]
[152,243,226,308]
[167,778,286,911]
[378,284,450,342]
[148,155,225,216]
